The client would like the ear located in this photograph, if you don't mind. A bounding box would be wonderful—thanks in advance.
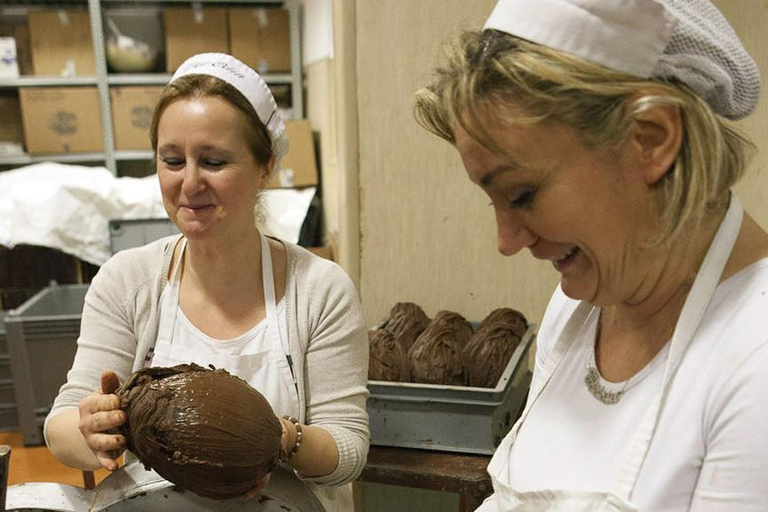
[630,100,683,186]
[259,155,277,188]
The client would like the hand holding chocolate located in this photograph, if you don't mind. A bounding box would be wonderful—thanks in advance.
[116,363,282,500]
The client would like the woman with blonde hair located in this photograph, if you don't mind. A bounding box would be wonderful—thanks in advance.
[415,0,768,510]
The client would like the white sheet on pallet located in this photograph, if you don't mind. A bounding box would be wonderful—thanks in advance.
[0,162,316,265]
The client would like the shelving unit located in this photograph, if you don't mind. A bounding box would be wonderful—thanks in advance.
[0,0,303,175]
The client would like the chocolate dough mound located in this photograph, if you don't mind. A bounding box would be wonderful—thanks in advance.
[382,302,430,352]
[432,310,474,346]
[480,308,528,337]
[368,329,411,382]
[116,364,281,500]
[408,321,466,385]
[464,320,524,388]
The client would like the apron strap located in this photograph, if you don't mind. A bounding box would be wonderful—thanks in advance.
[614,195,744,498]
[145,238,187,364]
[260,234,297,385]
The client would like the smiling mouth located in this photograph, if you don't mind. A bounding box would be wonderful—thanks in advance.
[550,246,579,272]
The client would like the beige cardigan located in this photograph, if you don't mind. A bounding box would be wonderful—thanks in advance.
[44,235,369,507]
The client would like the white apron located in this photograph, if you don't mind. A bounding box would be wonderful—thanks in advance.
[486,197,743,512]
[148,233,300,419]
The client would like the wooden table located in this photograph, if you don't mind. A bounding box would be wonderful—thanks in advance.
[359,446,492,512]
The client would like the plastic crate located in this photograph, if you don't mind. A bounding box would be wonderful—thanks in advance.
[0,311,6,354]
[366,325,535,455]
[0,311,19,431]
[4,284,88,445]
[109,218,178,255]
[0,404,18,432]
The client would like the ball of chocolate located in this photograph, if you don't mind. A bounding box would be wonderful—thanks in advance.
[464,319,524,388]
[408,321,465,385]
[382,302,430,352]
[432,310,474,346]
[480,308,527,337]
[116,364,282,500]
[368,329,411,382]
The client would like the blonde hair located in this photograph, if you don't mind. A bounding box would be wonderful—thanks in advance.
[414,30,754,245]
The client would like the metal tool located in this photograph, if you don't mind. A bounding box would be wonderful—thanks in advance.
[4,460,326,512]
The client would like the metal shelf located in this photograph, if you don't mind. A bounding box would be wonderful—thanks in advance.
[1,0,302,174]
[0,153,107,166]
[0,76,98,87]
[115,150,154,160]
[106,72,293,86]
[101,0,284,3]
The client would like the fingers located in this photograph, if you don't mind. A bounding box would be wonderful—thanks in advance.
[79,393,122,421]
[101,370,121,395]
[83,409,126,434]
[95,445,124,472]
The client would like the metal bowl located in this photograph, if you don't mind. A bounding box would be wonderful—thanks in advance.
[6,461,325,512]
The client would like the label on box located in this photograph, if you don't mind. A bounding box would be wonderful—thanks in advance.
[0,37,19,78]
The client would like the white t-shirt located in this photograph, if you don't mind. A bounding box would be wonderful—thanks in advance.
[506,258,768,511]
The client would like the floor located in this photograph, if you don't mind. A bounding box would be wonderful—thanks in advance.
[0,431,110,488]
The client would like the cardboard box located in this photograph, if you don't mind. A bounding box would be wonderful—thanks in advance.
[268,119,318,189]
[228,7,291,74]
[28,10,95,77]
[110,86,163,151]
[164,7,228,72]
[308,246,333,261]
[19,87,103,154]
[0,93,24,144]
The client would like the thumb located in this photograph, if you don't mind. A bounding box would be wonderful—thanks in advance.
[101,370,120,395]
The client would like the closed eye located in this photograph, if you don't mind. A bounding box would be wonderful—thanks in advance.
[201,159,226,168]
[159,156,184,168]
[510,189,536,209]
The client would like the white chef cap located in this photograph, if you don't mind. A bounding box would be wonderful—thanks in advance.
[170,53,289,161]
[484,0,761,120]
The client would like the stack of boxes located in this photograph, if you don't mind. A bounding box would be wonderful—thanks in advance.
[4,5,298,163]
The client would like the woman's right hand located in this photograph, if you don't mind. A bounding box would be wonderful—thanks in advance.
[77,370,126,471]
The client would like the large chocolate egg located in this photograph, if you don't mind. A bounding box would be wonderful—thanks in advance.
[382,302,431,352]
[408,320,466,386]
[368,329,411,382]
[116,364,281,499]
[464,317,525,388]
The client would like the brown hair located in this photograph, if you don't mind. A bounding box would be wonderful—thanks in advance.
[414,30,755,245]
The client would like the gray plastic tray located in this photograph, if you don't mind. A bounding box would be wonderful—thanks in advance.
[109,218,178,254]
[367,325,535,455]
[4,284,88,445]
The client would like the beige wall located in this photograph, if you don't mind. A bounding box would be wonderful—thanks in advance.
[716,0,768,226]
[305,58,340,248]
[354,0,768,327]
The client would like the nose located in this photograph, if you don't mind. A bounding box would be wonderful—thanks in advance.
[181,161,206,196]
[495,208,538,256]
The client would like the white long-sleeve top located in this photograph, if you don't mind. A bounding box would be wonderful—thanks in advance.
[44,235,369,511]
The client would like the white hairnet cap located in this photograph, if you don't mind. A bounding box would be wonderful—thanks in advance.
[484,0,761,120]
[170,53,289,161]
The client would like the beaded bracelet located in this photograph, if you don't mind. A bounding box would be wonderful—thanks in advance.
[282,415,303,460]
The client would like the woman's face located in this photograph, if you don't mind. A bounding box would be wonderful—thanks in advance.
[156,97,267,241]
[455,112,657,305]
